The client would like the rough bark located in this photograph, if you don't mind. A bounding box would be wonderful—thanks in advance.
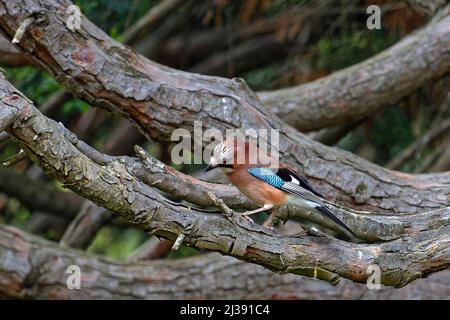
[258,4,450,131]
[129,146,450,242]
[1,225,449,299]
[0,0,448,214]
[1,74,450,287]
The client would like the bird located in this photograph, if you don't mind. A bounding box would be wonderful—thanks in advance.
[205,138,356,239]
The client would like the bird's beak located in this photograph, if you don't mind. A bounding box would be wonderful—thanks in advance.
[205,157,218,172]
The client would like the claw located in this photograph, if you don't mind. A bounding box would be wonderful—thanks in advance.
[262,212,275,229]
[240,214,254,224]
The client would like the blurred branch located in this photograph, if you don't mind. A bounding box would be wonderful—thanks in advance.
[0,131,10,143]
[38,89,72,115]
[59,201,111,249]
[1,0,448,214]
[258,5,450,131]
[127,237,173,262]
[0,167,83,218]
[188,34,288,77]
[425,144,450,172]
[26,211,68,236]
[386,118,450,170]
[405,0,448,17]
[307,123,360,145]
[100,118,144,156]
[122,0,185,45]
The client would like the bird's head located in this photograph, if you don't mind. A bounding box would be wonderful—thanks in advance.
[205,138,276,172]
[205,140,235,172]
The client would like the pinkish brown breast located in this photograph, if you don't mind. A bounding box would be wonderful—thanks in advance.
[226,168,287,206]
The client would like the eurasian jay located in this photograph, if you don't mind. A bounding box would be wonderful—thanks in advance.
[206,138,356,239]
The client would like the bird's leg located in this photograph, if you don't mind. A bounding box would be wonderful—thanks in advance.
[262,211,276,229]
[241,203,273,216]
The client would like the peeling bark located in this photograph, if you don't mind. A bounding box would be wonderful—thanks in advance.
[1,74,449,287]
[0,225,449,299]
[0,0,448,214]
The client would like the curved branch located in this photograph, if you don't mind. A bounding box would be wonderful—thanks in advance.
[128,146,449,242]
[1,225,449,299]
[0,0,448,214]
[258,5,450,131]
[1,74,449,287]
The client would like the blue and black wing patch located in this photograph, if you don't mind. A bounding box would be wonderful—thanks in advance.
[247,166,356,239]
[247,167,322,201]
[247,167,285,188]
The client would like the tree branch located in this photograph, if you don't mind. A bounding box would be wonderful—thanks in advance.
[0,33,31,66]
[0,167,83,218]
[121,0,185,45]
[1,225,450,299]
[1,73,449,287]
[0,0,448,214]
[405,0,448,17]
[258,4,450,131]
[386,118,450,170]
[59,201,111,249]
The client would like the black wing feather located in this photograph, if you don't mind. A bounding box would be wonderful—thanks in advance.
[250,166,356,239]
[316,206,356,239]
[276,167,323,197]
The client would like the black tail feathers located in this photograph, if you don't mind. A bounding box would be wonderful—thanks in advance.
[316,206,356,240]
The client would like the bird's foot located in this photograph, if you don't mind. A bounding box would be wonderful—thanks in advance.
[241,203,274,216]
[262,211,276,230]
[239,214,255,224]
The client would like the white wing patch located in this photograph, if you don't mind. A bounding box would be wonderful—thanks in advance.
[290,175,300,185]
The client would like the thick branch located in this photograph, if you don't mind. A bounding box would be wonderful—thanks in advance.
[130,146,450,242]
[1,74,449,287]
[258,5,450,131]
[1,225,450,299]
[0,0,448,214]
